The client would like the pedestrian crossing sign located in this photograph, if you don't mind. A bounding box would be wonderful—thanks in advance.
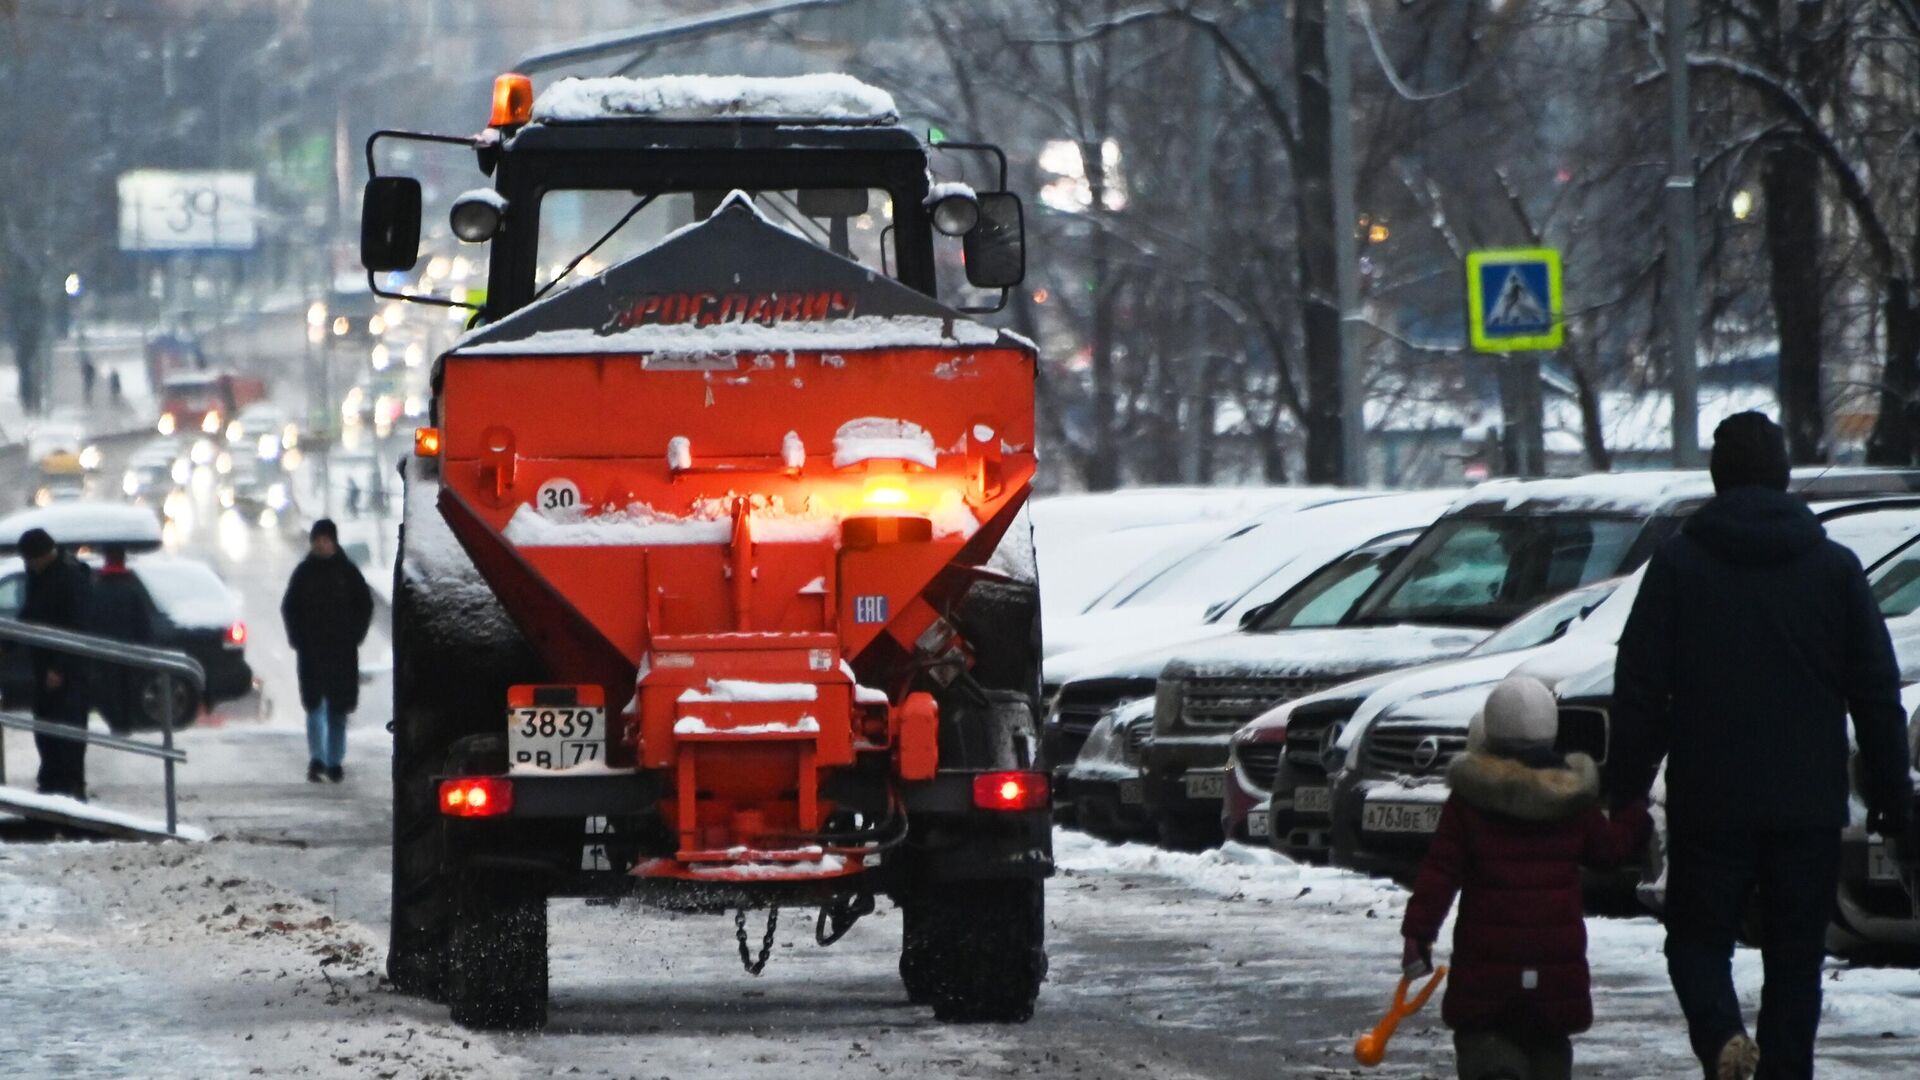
[1466,247,1563,352]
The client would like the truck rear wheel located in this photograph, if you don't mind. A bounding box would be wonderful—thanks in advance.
[897,901,935,1005]
[917,878,1045,1023]
[446,871,549,1031]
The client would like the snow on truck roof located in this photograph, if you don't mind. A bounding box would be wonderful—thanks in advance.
[533,74,898,125]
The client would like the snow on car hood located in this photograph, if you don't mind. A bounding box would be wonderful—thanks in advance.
[1044,613,1231,680]
[1333,635,1623,752]
[1157,624,1489,684]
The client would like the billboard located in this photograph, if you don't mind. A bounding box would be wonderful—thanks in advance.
[117,170,258,251]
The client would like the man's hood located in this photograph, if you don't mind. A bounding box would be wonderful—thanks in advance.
[1680,486,1825,565]
[1160,624,1488,683]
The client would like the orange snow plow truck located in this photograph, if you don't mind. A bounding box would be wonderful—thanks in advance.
[359,74,1048,1030]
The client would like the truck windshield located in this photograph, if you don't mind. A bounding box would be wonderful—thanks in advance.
[538,188,898,295]
[1351,514,1642,629]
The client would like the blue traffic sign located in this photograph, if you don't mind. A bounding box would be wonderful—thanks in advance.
[1466,247,1563,352]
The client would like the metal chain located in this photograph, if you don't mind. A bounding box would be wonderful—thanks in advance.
[735,905,779,975]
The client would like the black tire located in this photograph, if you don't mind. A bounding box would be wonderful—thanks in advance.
[898,901,935,1005]
[918,877,1046,1023]
[951,577,1040,693]
[1156,813,1223,852]
[384,517,541,1000]
[445,871,548,1031]
[139,676,199,730]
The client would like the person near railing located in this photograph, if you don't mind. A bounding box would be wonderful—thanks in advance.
[89,544,154,735]
[19,527,94,800]
[281,519,373,784]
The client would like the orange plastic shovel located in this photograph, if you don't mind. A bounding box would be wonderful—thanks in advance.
[1353,965,1448,1067]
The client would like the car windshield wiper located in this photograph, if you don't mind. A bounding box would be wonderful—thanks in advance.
[533,193,659,302]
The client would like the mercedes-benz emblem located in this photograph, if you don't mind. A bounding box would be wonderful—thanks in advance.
[1412,735,1442,773]
[1321,721,1347,770]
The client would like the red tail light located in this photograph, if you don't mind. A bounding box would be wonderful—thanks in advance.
[439,777,513,817]
[972,770,1049,812]
[226,622,247,646]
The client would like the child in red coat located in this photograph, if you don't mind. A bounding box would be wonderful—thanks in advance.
[1400,675,1651,1080]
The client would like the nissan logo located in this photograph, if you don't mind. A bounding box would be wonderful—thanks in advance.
[1321,721,1347,770]
[1412,735,1442,773]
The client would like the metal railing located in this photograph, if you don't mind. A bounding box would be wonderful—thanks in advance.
[0,616,204,836]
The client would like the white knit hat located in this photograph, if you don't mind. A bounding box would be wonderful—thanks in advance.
[1468,675,1559,752]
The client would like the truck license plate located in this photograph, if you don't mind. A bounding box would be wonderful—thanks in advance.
[508,706,606,769]
[1363,800,1443,834]
[1869,841,1902,883]
[1118,778,1144,805]
[1294,786,1330,815]
[1185,771,1227,800]
[1248,809,1271,838]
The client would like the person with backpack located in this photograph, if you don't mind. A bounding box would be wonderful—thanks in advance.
[1400,675,1651,1080]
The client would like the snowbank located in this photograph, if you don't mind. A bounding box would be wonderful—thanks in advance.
[535,74,897,124]
[0,787,207,841]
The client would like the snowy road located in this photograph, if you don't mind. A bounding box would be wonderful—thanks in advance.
[3,499,1920,1077]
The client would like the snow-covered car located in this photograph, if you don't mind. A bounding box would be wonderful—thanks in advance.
[1065,696,1158,841]
[0,502,164,553]
[1026,487,1327,621]
[1314,488,1920,879]
[1043,523,1426,819]
[1180,469,1920,856]
[1044,490,1451,666]
[1223,577,1622,849]
[0,553,252,730]
[1831,675,1920,962]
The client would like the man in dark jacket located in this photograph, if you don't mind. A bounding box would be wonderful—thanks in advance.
[281,519,373,783]
[89,544,154,734]
[1611,412,1911,1080]
[20,527,93,799]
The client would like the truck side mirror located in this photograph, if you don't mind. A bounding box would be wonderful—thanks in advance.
[361,177,422,272]
[964,192,1025,290]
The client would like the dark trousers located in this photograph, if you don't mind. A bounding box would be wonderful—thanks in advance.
[33,684,90,799]
[1664,826,1841,1080]
[1454,1028,1572,1080]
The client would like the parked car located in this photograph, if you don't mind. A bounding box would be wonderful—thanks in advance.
[1315,490,1920,894]
[1043,518,1429,824]
[1830,676,1920,962]
[1044,486,1436,661]
[1247,469,1920,863]
[1226,577,1622,848]
[1025,487,1344,621]
[1065,696,1158,842]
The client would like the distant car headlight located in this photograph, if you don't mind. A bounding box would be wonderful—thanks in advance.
[122,472,139,497]
[226,421,244,443]
[157,413,177,436]
[78,445,102,471]
[33,487,52,507]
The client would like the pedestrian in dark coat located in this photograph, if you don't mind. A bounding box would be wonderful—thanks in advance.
[1610,411,1912,1080]
[19,527,94,799]
[281,519,373,783]
[1401,675,1651,1080]
[89,545,154,733]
